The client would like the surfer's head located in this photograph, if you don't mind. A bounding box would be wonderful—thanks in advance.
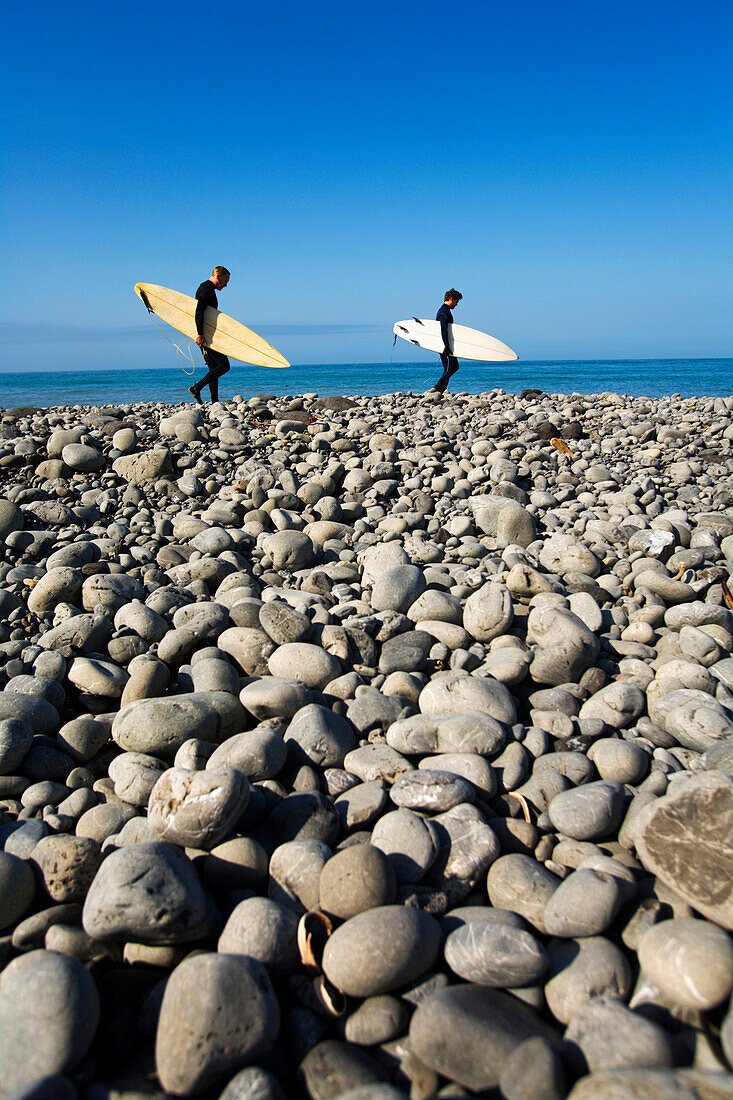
[445,289,462,306]
[211,267,230,289]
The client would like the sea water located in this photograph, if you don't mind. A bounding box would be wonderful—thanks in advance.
[0,359,731,409]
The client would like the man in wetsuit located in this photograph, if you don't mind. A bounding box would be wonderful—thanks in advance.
[431,288,463,394]
[189,266,231,404]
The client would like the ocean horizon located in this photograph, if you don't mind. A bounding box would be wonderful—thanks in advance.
[0,357,731,409]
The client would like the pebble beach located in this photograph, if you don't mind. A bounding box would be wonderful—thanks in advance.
[1,385,733,1100]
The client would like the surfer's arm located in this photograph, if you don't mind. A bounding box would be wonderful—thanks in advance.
[194,284,213,345]
[438,308,452,355]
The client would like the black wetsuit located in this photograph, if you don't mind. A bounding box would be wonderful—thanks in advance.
[432,302,459,393]
[191,280,230,402]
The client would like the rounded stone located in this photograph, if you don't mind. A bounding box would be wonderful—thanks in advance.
[371,810,438,884]
[386,710,507,758]
[544,936,632,1025]
[201,836,269,894]
[268,839,331,913]
[547,780,626,841]
[0,850,36,929]
[269,791,340,846]
[319,844,396,920]
[259,600,312,645]
[429,803,501,904]
[543,868,625,938]
[61,443,104,472]
[0,718,34,775]
[218,1066,286,1100]
[371,565,427,614]
[112,692,247,757]
[30,834,102,903]
[322,905,441,997]
[634,771,733,928]
[578,682,646,730]
[564,995,674,1075]
[487,854,560,934]
[638,917,733,1009]
[0,950,100,1092]
[389,769,476,813]
[499,1036,566,1100]
[444,920,548,988]
[27,568,83,616]
[587,738,650,784]
[419,672,517,725]
[207,728,288,782]
[299,1040,390,1100]
[417,753,497,801]
[218,897,300,975]
[344,995,411,1046]
[107,751,167,806]
[155,953,280,1096]
[463,583,514,642]
[148,766,250,849]
[268,644,341,690]
[409,984,560,1093]
[284,704,356,769]
[67,656,129,698]
[239,677,312,720]
[75,801,137,843]
[82,841,218,944]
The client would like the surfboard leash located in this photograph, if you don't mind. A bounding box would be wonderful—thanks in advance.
[138,295,199,376]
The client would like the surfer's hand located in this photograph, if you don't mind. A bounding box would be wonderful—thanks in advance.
[195,335,205,348]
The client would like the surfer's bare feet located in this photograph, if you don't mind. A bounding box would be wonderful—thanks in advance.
[189,385,203,405]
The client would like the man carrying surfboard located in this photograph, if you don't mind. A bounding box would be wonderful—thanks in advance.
[431,289,463,394]
[189,266,231,404]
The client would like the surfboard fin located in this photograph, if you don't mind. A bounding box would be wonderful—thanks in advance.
[413,317,424,325]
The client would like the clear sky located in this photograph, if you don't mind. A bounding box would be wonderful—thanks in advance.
[2,0,732,370]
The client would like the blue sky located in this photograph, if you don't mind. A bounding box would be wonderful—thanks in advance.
[2,0,731,370]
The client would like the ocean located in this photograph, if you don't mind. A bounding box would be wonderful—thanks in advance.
[0,359,731,409]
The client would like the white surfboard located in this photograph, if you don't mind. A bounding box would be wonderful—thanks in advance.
[135,283,289,368]
[393,318,517,362]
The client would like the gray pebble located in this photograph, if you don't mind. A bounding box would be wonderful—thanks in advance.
[409,984,560,1093]
[30,834,102,902]
[444,920,548,987]
[548,780,626,841]
[82,841,219,943]
[0,950,100,1092]
[218,897,299,974]
[148,766,249,849]
[564,995,674,1075]
[389,769,476,813]
[322,905,441,996]
[371,809,438,884]
[0,850,36,929]
[0,719,34,774]
[155,953,280,1095]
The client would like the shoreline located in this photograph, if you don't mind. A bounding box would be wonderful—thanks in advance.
[1,387,733,1096]
[2,355,732,409]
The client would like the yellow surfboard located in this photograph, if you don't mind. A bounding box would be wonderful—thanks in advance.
[135,282,289,368]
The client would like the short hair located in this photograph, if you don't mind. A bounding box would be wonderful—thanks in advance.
[212,266,230,277]
[445,289,462,301]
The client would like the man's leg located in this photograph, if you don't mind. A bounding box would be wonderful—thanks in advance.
[193,350,230,402]
[432,352,451,393]
[445,355,460,387]
[208,353,230,402]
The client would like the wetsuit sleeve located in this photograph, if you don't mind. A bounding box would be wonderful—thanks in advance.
[195,283,213,338]
[438,306,452,351]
